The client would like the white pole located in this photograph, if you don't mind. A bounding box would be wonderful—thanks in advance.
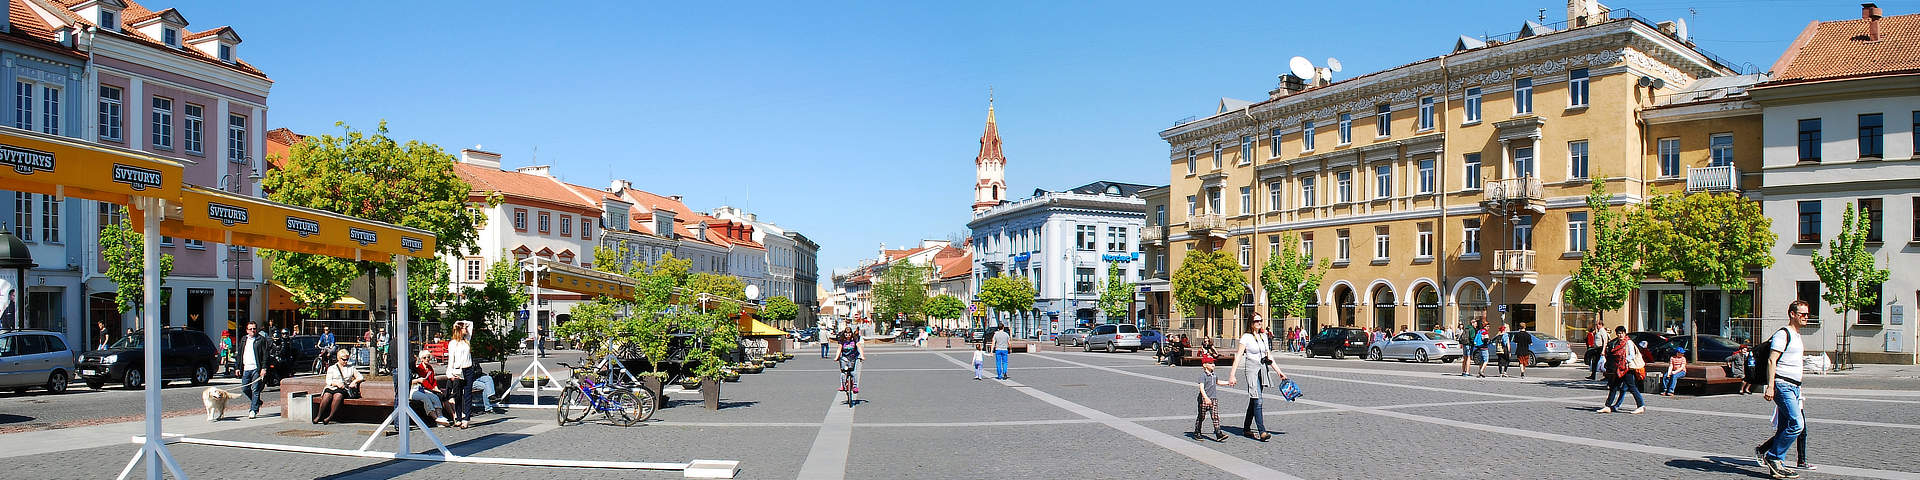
[393,255,410,454]
[142,200,161,479]
[529,263,540,357]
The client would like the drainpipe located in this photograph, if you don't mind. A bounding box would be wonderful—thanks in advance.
[1437,54,1451,332]
[1244,105,1261,336]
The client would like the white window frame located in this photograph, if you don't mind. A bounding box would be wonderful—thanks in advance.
[1513,215,1534,250]
[1464,87,1482,123]
[1373,227,1390,261]
[1269,128,1283,159]
[1239,135,1253,165]
[538,212,551,233]
[1374,164,1392,199]
[1514,77,1534,115]
[1418,96,1435,131]
[150,96,173,150]
[1338,113,1352,145]
[1301,120,1316,151]
[12,192,32,241]
[1238,238,1252,267]
[1300,177,1316,207]
[465,258,483,282]
[1211,143,1222,170]
[39,194,59,244]
[1463,219,1481,256]
[1568,68,1589,108]
[13,80,33,132]
[1186,148,1196,175]
[40,85,58,135]
[1267,181,1282,212]
[1568,212,1589,253]
[183,103,203,155]
[98,85,123,141]
[228,114,249,164]
[1658,138,1681,178]
[1301,236,1314,259]
[1463,153,1481,190]
[1186,195,1196,217]
[1568,140,1589,180]
[1238,186,1251,215]
[99,10,118,31]
[1336,171,1353,203]
[184,238,206,250]
[1417,158,1435,194]
[1709,133,1734,167]
[1513,146,1535,178]
[1416,225,1433,259]
[1076,224,1096,251]
[162,27,178,47]
[1376,103,1391,137]
[218,44,233,62]
[1335,230,1351,262]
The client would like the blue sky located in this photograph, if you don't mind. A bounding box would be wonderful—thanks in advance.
[202,0,1907,280]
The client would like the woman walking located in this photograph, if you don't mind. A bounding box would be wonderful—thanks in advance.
[1226,315,1289,441]
[1597,325,1645,414]
[446,320,478,429]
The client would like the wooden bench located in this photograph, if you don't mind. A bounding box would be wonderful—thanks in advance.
[1174,337,1240,366]
[1646,362,1744,396]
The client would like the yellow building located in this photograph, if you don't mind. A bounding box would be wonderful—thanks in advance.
[1157,6,1759,343]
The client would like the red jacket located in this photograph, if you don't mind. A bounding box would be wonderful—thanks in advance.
[1606,338,1642,380]
[414,362,438,391]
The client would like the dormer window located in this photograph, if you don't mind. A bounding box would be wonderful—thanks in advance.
[99,10,118,31]
[217,44,232,62]
[162,27,178,47]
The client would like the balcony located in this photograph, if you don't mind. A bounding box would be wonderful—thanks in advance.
[1491,250,1538,283]
[1685,165,1739,192]
[1142,227,1165,245]
[1481,177,1545,213]
[1186,214,1228,238]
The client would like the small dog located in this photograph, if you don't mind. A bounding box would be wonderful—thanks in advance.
[202,387,236,421]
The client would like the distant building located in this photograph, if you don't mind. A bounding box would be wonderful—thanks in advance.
[969,181,1153,338]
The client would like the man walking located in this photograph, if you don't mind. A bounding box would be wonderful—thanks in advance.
[1510,327,1534,378]
[1756,300,1810,479]
[239,322,270,419]
[991,325,1012,380]
[1587,323,1610,380]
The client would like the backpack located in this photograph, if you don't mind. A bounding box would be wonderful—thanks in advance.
[1745,327,1790,388]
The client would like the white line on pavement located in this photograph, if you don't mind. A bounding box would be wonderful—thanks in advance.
[0,405,285,459]
[1032,353,1920,480]
[795,366,857,480]
[935,353,1304,480]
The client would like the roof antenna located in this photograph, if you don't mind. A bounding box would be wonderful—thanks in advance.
[1538,8,1546,21]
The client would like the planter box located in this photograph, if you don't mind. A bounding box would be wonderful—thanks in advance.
[701,379,720,410]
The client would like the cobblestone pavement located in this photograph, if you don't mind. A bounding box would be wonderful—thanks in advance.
[2,344,1915,479]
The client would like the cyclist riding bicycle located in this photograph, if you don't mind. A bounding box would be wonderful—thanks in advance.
[834,329,863,394]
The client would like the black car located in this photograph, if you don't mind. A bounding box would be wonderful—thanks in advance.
[264,335,328,385]
[77,328,219,389]
[1305,327,1370,359]
[1651,334,1743,363]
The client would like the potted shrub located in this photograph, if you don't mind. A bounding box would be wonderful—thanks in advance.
[519,375,552,388]
[487,370,512,391]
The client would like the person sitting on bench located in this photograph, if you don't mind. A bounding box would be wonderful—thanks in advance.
[315,349,364,425]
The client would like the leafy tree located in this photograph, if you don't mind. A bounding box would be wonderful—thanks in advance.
[1809,203,1891,369]
[1260,233,1327,320]
[872,261,929,328]
[1565,181,1639,329]
[1173,248,1244,338]
[445,256,529,370]
[263,121,488,328]
[553,299,619,358]
[684,272,747,316]
[763,295,800,329]
[1096,261,1136,323]
[98,207,174,321]
[925,294,966,324]
[1630,192,1775,361]
[978,275,1036,328]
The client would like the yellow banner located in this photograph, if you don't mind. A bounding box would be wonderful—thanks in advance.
[0,127,184,205]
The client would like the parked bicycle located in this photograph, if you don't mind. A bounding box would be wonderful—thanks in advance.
[555,361,654,426]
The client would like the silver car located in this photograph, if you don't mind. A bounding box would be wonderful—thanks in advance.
[1053,328,1090,347]
[1494,331,1575,367]
[1083,324,1142,353]
[0,330,77,394]
[1367,331,1461,363]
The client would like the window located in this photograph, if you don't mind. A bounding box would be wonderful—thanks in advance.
[1269,128,1283,158]
[1797,201,1820,244]
[12,192,32,241]
[1338,113,1352,144]
[1207,188,1223,213]
[1416,224,1433,258]
[1464,153,1482,189]
[1075,267,1096,294]
[99,10,117,30]
[1374,164,1392,199]
[12,81,32,131]
[1914,197,1919,242]
[1658,138,1680,177]
[1568,212,1588,252]
[1513,215,1534,250]
[1238,186,1252,214]
[465,259,482,282]
[1859,198,1882,243]
[184,238,205,250]
[1373,226,1390,261]
[1107,226,1127,252]
[537,212,551,233]
[182,104,203,155]
[1267,235,1280,259]
[1462,219,1481,256]
[1418,97,1435,130]
[37,85,59,135]
[1075,225,1096,250]
[1336,171,1352,203]
[1301,233,1314,259]
[1565,140,1589,179]
[581,219,592,241]
[1301,120,1316,151]
[1795,281,1822,324]
[160,235,172,246]
[1513,146,1534,178]
[1267,181,1282,211]
[1186,148,1196,175]
[1335,229,1351,262]
[1914,112,1920,156]
[218,44,233,62]
[39,194,58,243]
[1376,103,1391,137]
[1859,283,1884,325]
[97,85,122,141]
[1709,134,1733,167]
[513,209,528,231]
[150,97,172,149]
[1300,177,1316,207]
[1797,119,1821,162]
[97,202,124,236]
[1240,135,1253,165]
[560,214,573,236]
[1238,238,1252,267]
[1858,113,1883,158]
[1154,205,1166,226]
[228,114,248,164]
[1211,143,1221,170]
[1464,87,1482,123]
[1513,77,1533,114]
[1568,68,1589,107]
[162,27,178,47]
[1186,195,1196,217]
[1417,158,1435,194]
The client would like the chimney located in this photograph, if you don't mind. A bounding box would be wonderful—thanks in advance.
[1268,74,1309,100]
[1863,3,1883,41]
[460,149,502,169]
[515,165,551,177]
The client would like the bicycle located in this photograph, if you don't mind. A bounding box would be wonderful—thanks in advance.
[838,357,857,407]
[555,362,653,426]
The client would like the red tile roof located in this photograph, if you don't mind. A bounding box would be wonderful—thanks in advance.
[262,127,304,169]
[1761,11,1920,88]
[936,251,972,280]
[42,0,267,79]
[6,0,85,59]
[452,163,599,211]
[616,187,729,249]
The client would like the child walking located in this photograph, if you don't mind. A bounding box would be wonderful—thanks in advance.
[972,343,986,380]
[1190,357,1228,441]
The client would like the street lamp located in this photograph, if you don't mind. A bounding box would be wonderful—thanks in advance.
[0,229,37,330]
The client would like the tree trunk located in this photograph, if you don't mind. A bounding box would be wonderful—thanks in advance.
[1688,284,1698,364]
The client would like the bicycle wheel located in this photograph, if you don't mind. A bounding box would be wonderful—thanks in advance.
[556,386,588,425]
[628,385,657,422]
[843,374,856,407]
[604,389,643,426]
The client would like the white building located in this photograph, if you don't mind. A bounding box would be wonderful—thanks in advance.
[451,149,602,332]
[969,182,1152,338]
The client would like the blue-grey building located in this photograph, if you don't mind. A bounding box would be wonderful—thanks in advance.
[969,181,1155,339]
[0,13,88,342]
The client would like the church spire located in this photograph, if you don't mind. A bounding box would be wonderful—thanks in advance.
[973,90,1007,214]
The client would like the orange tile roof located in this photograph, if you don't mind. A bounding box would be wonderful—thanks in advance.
[452,163,599,211]
[6,0,85,59]
[936,251,972,280]
[42,0,267,79]
[263,127,304,169]
[617,187,731,249]
[1762,11,1920,87]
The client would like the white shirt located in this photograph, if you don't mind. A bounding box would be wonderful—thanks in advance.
[972,350,984,364]
[447,339,473,371]
[325,364,363,388]
[241,334,260,371]
[1768,327,1804,383]
[1240,332,1272,385]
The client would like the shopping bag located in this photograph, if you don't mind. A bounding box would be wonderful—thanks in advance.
[1277,378,1303,401]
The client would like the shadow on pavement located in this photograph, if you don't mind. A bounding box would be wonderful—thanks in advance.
[316,432,531,479]
[1665,457,1771,479]
[0,413,33,424]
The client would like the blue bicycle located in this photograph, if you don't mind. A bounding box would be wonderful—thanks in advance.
[555,362,651,426]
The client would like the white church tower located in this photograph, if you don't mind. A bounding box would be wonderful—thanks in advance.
[972,96,1007,214]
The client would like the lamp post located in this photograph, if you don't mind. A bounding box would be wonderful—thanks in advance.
[0,229,37,330]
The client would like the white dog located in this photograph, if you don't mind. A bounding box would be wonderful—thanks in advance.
[202,387,237,421]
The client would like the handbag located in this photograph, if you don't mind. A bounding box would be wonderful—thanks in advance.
[1624,342,1646,370]
[1276,378,1303,401]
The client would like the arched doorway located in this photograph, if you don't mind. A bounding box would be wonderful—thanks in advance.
[1414,285,1441,332]
[1371,285,1396,332]
[1456,281,1489,329]
[1333,285,1357,327]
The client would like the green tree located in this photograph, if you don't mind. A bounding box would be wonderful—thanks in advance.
[925,294,966,324]
[1630,191,1776,361]
[978,275,1037,329]
[1809,203,1891,369]
[684,272,746,316]
[763,295,800,329]
[1260,233,1327,320]
[445,256,530,370]
[1096,261,1136,323]
[1173,249,1244,338]
[98,207,174,320]
[872,261,929,328]
[553,299,619,358]
[263,121,488,327]
[1565,181,1639,328]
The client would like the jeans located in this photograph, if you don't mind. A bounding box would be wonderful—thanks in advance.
[471,375,497,410]
[1662,371,1686,393]
[1762,381,1804,461]
[994,350,1009,379]
[411,387,443,418]
[973,361,984,379]
[240,369,265,413]
[1607,374,1644,409]
[1243,369,1267,434]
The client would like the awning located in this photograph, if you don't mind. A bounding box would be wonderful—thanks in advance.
[0,127,184,206]
[737,316,785,337]
[268,282,368,311]
[164,185,437,261]
[526,258,637,301]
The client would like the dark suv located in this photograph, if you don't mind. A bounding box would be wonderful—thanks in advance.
[77,328,219,389]
[1306,327,1370,359]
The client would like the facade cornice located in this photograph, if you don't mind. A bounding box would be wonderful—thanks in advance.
[90,35,270,96]
[1642,99,1759,124]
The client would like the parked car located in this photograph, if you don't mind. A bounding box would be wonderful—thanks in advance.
[964,328,989,343]
[77,328,219,389]
[264,334,328,385]
[1652,334,1743,363]
[1140,329,1164,350]
[1367,331,1459,363]
[1053,328,1090,347]
[0,330,77,394]
[1084,324,1142,352]
[1491,331,1574,367]
[1306,327,1370,359]
[1623,332,1673,363]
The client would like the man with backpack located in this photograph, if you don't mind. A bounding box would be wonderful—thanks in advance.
[1753,300,1811,479]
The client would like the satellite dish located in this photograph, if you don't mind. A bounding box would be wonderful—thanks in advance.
[1288,56,1315,80]
[1673,18,1689,42]
[745,284,761,301]
[1326,57,1344,73]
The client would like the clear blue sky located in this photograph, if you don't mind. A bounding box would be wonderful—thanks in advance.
[204,0,1908,279]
